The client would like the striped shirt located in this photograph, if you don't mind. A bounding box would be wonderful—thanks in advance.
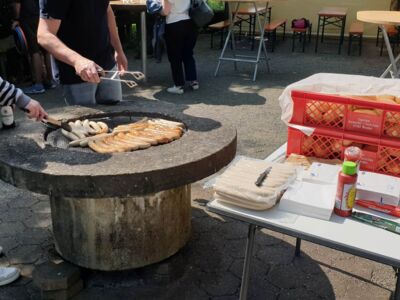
[0,77,30,109]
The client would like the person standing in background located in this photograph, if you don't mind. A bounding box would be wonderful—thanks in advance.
[11,0,55,94]
[161,0,199,95]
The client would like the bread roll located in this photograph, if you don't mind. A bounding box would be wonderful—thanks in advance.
[376,95,397,105]
[313,142,329,158]
[302,136,314,154]
[331,140,342,152]
[386,160,400,175]
[385,125,400,138]
[349,95,377,101]
[387,147,400,158]
[343,140,353,147]
[353,109,380,116]
[306,106,323,123]
[323,109,342,124]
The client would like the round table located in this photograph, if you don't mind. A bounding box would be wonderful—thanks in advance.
[358,10,400,78]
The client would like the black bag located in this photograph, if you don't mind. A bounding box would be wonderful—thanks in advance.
[189,0,214,28]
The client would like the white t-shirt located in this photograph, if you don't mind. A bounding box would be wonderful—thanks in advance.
[166,0,190,24]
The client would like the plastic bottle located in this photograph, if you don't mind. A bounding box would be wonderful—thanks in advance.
[334,161,358,217]
[344,146,361,171]
[1,106,15,129]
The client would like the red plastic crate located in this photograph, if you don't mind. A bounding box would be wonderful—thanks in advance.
[290,90,400,140]
[287,126,400,177]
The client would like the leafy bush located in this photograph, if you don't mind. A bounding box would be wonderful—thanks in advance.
[207,0,225,12]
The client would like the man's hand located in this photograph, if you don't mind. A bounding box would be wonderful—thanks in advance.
[161,0,171,16]
[74,58,101,83]
[115,51,128,74]
[11,20,19,30]
[25,100,48,121]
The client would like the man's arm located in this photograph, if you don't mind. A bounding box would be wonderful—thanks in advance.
[37,18,101,83]
[11,1,21,29]
[107,5,128,72]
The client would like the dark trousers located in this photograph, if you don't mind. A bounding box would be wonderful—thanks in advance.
[165,19,198,86]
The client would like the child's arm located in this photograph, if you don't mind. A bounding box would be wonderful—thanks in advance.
[0,77,31,109]
[0,77,47,121]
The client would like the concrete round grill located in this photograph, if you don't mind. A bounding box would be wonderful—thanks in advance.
[0,101,237,270]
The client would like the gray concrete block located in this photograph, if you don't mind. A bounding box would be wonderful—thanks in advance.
[33,261,80,291]
[41,279,83,300]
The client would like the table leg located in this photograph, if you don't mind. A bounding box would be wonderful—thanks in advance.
[251,13,256,51]
[239,224,257,300]
[382,54,400,78]
[231,3,240,71]
[251,1,269,81]
[315,16,321,52]
[140,11,147,82]
[321,17,326,43]
[380,24,399,78]
[394,268,400,300]
[215,2,240,76]
[295,238,301,257]
[339,16,346,55]
[261,3,270,73]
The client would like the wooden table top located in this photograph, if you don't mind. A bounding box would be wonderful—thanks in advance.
[110,0,146,7]
[357,10,400,26]
[223,0,269,3]
[237,6,267,14]
[318,7,348,17]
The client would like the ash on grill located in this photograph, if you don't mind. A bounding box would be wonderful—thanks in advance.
[50,118,185,154]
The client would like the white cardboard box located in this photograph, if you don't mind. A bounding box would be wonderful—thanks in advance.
[279,181,336,220]
[302,163,341,185]
[356,171,400,206]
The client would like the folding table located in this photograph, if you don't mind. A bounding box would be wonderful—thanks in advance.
[358,11,400,79]
[110,0,147,81]
[214,0,270,81]
[236,6,271,50]
[207,146,400,300]
[315,7,348,55]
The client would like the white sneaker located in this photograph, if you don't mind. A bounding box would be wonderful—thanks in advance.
[0,267,20,286]
[167,86,184,95]
[190,81,199,90]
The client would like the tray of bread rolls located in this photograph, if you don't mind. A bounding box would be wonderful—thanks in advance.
[212,157,297,210]
[290,90,400,140]
[60,118,185,153]
[287,126,400,177]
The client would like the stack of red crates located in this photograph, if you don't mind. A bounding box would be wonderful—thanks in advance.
[287,90,400,177]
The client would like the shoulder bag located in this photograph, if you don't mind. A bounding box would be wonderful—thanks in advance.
[189,0,214,28]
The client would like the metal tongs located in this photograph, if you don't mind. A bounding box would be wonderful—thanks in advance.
[98,70,145,88]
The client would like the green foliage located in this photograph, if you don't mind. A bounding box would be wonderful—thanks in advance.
[207,0,225,12]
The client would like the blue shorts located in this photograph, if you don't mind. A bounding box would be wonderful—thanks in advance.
[62,66,123,106]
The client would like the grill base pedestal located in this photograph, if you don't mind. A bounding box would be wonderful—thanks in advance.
[50,185,191,271]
